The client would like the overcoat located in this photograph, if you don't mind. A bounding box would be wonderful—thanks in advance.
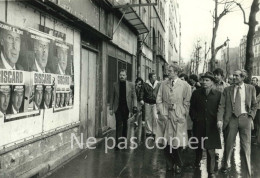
[190,88,221,149]
[156,78,191,147]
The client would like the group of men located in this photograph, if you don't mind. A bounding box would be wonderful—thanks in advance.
[109,64,258,178]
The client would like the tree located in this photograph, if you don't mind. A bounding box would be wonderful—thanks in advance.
[235,0,259,82]
[209,0,236,71]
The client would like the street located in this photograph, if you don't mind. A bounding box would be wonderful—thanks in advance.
[46,132,260,178]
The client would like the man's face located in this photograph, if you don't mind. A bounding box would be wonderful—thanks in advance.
[252,78,258,86]
[60,93,65,107]
[34,40,49,69]
[150,74,156,83]
[0,91,10,113]
[136,81,142,88]
[190,79,196,86]
[228,76,233,85]
[233,71,244,85]
[12,91,23,111]
[214,74,222,83]
[57,47,68,71]
[34,90,43,107]
[56,93,60,106]
[65,93,70,104]
[203,78,214,89]
[168,67,177,79]
[44,90,52,106]
[119,71,127,81]
[1,31,21,65]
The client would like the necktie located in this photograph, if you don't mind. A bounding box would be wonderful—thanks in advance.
[172,80,174,87]
[234,86,241,117]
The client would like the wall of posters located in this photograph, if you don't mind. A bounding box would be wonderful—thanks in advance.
[0,18,79,147]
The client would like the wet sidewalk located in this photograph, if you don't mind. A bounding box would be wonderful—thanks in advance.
[46,131,260,178]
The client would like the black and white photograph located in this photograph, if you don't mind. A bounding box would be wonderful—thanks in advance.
[1,0,260,178]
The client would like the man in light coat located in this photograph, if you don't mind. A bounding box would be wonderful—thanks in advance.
[156,63,191,173]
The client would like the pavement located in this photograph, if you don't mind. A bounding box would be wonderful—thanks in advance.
[46,131,260,178]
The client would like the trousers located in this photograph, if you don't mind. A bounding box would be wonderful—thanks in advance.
[115,106,129,145]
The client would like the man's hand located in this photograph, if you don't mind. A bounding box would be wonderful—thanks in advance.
[251,119,254,130]
[217,121,223,131]
[140,100,144,105]
[109,110,114,116]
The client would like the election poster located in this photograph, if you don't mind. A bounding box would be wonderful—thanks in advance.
[53,74,74,112]
[0,20,75,122]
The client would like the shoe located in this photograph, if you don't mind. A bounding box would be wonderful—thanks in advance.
[175,165,182,174]
[215,153,219,160]
[221,167,230,174]
[209,173,216,178]
[193,162,201,169]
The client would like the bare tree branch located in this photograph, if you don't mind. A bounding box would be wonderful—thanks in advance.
[234,1,249,25]
[215,40,228,55]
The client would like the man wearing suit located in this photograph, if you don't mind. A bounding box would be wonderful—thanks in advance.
[9,85,24,114]
[0,85,11,115]
[55,46,68,75]
[109,69,137,148]
[0,28,23,70]
[33,85,43,110]
[30,39,50,73]
[218,69,257,177]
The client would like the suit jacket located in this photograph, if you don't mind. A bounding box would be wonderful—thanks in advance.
[217,83,257,130]
[0,54,24,70]
[109,81,137,113]
[190,88,221,149]
[30,60,51,73]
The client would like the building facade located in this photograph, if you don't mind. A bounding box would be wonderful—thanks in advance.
[239,28,260,76]
[0,0,181,177]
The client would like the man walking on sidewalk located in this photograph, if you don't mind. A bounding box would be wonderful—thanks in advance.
[218,69,257,177]
[109,69,137,148]
[156,64,191,173]
[190,72,222,178]
[141,72,160,137]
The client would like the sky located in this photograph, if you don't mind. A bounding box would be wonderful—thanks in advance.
[179,0,259,63]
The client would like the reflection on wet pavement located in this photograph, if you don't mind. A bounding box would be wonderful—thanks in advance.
[47,132,260,178]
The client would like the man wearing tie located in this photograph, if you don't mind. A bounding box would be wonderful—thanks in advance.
[218,69,257,177]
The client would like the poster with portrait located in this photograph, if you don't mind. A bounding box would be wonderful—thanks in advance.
[0,20,75,121]
[28,72,55,111]
[53,75,73,112]
[0,70,36,122]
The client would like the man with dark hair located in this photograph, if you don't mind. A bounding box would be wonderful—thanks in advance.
[218,69,257,177]
[213,68,229,92]
[251,77,260,143]
[110,69,137,148]
[189,74,201,91]
[0,28,23,70]
[141,72,160,136]
[179,73,189,82]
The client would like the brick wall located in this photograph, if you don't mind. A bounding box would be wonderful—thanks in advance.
[0,127,81,178]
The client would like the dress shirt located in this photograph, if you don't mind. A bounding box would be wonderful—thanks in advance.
[234,82,247,114]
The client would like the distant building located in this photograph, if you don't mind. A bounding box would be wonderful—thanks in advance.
[219,47,240,77]
[239,27,260,75]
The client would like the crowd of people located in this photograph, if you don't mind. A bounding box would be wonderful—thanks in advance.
[109,64,260,178]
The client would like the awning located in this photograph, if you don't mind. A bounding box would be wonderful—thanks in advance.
[118,6,149,35]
